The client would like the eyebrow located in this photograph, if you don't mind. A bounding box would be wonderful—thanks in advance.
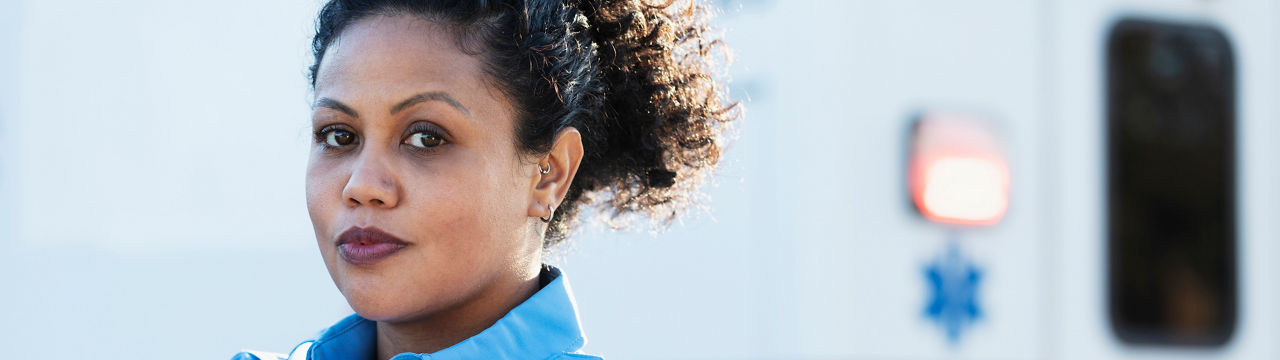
[315,98,359,118]
[391,91,471,117]
[314,91,471,119]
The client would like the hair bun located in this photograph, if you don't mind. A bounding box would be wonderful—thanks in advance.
[552,0,740,241]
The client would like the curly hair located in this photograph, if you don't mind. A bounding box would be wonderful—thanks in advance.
[310,0,740,247]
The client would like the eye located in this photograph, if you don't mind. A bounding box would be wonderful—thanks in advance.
[404,131,445,149]
[325,129,356,147]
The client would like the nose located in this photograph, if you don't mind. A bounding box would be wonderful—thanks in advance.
[341,153,400,209]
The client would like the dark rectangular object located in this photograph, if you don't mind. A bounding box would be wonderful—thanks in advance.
[1106,18,1237,347]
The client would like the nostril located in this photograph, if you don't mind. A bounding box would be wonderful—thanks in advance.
[370,199,385,206]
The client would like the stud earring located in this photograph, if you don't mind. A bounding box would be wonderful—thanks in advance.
[540,204,553,223]
[539,163,551,174]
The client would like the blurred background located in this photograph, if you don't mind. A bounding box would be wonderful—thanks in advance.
[1,0,1278,359]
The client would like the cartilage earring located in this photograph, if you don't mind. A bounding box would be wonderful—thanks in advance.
[539,163,551,174]
[540,204,553,223]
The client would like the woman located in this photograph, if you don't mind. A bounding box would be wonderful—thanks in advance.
[234,0,737,358]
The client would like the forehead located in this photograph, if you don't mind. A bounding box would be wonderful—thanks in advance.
[313,14,488,100]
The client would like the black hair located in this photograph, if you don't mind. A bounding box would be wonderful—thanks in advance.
[310,0,740,247]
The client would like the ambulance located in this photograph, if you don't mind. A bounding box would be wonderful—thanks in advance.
[605,0,1279,358]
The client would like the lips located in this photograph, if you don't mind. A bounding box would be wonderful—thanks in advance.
[336,227,411,266]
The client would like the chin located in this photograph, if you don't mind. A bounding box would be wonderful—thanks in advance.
[349,303,405,322]
[342,286,422,322]
[336,270,458,323]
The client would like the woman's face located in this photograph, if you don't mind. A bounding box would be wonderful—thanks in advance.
[306,14,544,322]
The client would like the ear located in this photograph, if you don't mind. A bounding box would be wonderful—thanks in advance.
[528,127,584,221]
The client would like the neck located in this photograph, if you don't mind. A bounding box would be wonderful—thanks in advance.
[374,267,542,360]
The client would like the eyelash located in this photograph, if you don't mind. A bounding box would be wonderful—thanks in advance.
[313,125,356,151]
[311,123,449,154]
[403,123,448,152]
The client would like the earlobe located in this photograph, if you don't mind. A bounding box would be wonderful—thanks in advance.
[539,204,553,223]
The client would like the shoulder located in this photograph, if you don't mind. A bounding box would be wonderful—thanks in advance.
[549,353,604,360]
[229,313,371,360]
[229,340,315,360]
[228,350,285,360]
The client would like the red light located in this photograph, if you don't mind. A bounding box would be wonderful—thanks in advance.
[909,113,1009,226]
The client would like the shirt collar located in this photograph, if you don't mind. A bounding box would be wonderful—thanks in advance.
[308,266,588,360]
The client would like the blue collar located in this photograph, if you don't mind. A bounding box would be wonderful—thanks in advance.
[306,266,590,360]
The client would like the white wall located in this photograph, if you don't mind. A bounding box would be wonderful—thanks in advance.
[0,1,350,358]
[0,0,21,246]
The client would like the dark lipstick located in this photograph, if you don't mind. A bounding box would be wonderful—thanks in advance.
[336,227,411,266]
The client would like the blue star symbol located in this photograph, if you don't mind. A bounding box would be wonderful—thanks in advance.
[924,241,983,343]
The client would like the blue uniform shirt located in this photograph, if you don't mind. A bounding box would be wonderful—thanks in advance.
[232,266,601,360]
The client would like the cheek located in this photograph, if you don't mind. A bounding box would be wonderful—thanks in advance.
[399,156,533,279]
[306,157,346,243]
[407,155,525,242]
